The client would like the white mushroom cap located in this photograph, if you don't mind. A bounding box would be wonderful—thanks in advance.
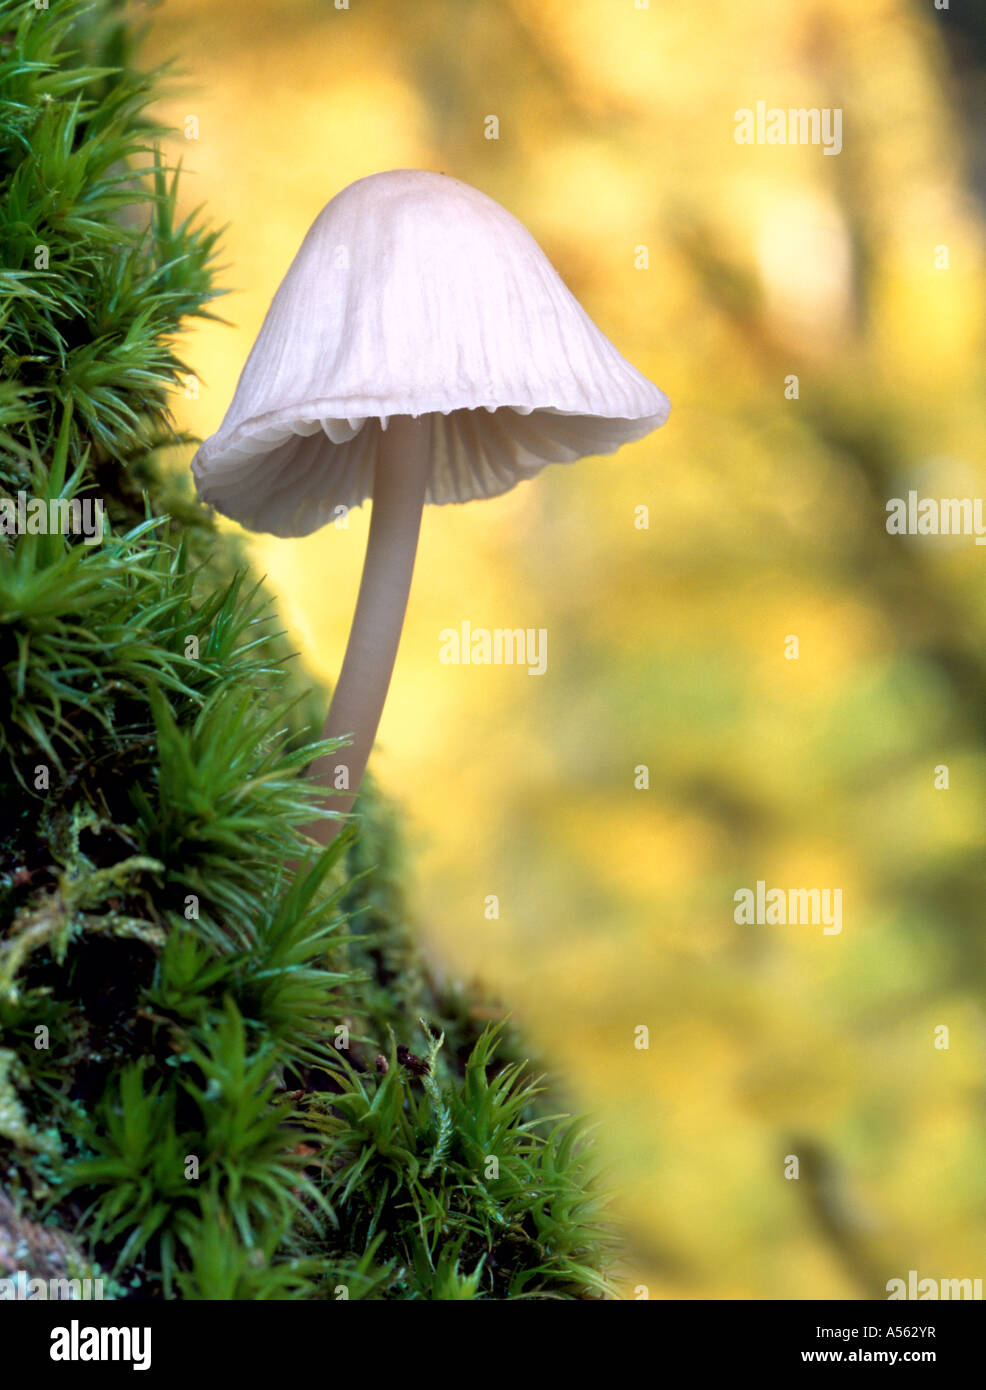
[192,169,670,538]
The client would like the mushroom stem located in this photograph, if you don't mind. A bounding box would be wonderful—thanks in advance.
[303,413,432,847]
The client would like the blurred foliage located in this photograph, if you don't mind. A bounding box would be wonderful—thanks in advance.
[148,0,986,1297]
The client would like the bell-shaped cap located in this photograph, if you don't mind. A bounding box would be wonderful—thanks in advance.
[192,170,670,537]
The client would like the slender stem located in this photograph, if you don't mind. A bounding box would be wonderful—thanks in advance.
[302,413,432,848]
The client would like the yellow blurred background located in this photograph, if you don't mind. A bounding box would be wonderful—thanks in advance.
[148,0,986,1298]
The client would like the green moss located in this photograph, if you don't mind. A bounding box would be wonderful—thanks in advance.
[0,0,613,1299]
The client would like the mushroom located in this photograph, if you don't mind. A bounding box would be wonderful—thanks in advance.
[192,169,670,846]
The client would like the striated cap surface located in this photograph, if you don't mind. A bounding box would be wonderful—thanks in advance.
[192,170,670,537]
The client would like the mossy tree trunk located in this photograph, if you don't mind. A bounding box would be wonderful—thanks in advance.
[0,0,610,1299]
